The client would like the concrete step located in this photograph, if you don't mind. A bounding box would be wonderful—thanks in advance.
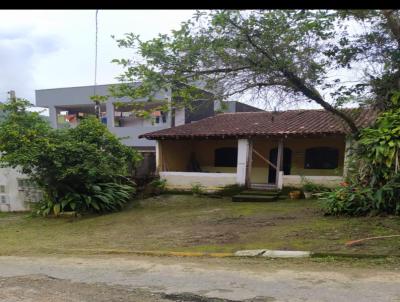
[241,190,280,196]
[250,183,277,190]
[232,194,278,202]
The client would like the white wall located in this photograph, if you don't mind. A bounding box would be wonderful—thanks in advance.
[283,175,343,188]
[175,108,185,126]
[160,171,237,191]
[0,167,41,212]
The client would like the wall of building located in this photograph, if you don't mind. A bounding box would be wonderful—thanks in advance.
[283,175,343,188]
[251,136,345,184]
[159,171,236,190]
[159,139,238,173]
[0,167,41,212]
[158,136,345,188]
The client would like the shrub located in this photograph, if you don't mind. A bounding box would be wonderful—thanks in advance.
[301,176,331,193]
[321,98,400,216]
[319,176,400,216]
[37,181,136,216]
[147,178,167,195]
[0,99,142,215]
[190,183,205,196]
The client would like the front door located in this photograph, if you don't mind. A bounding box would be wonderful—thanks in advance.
[268,148,292,184]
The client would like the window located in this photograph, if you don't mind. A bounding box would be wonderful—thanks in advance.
[214,147,238,167]
[0,185,5,193]
[304,147,339,169]
[155,111,167,124]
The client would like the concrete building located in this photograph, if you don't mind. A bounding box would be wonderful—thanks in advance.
[35,83,262,177]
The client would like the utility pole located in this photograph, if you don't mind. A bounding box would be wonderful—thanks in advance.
[7,90,16,102]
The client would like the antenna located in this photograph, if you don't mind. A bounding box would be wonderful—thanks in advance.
[93,9,101,119]
[94,9,98,95]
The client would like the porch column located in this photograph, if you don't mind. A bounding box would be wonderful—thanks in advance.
[343,136,353,178]
[106,101,115,129]
[48,106,58,129]
[236,138,251,186]
[155,140,162,174]
[275,139,284,187]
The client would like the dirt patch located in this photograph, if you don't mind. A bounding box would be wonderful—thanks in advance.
[210,216,277,227]
[184,230,241,245]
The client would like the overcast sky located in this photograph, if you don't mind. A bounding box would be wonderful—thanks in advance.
[0,10,195,106]
[1,10,363,113]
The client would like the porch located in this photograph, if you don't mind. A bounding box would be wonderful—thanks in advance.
[155,136,349,191]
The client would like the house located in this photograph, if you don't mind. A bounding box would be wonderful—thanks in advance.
[139,108,377,190]
[35,83,263,177]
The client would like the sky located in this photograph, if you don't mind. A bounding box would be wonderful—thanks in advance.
[0,10,195,107]
[0,10,364,113]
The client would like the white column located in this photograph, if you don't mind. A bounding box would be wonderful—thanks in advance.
[106,101,115,129]
[156,140,162,173]
[276,139,284,186]
[246,140,253,187]
[236,139,250,186]
[48,106,58,129]
[343,136,353,178]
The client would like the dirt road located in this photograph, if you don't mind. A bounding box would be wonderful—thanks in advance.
[0,255,400,302]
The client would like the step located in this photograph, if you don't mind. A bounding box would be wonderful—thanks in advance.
[250,184,277,190]
[241,190,280,196]
[232,194,278,202]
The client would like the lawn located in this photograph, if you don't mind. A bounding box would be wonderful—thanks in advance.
[0,194,400,256]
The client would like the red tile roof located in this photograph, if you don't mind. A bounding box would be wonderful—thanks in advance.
[140,108,377,140]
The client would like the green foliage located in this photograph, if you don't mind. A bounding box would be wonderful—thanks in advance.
[322,96,400,216]
[0,99,142,215]
[111,10,400,133]
[356,105,400,183]
[37,181,136,216]
[300,176,330,193]
[320,176,400,216]
[146,178,167,195]
[190,183,205,196]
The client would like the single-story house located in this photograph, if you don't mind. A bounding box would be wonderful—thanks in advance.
[139,108,377,191]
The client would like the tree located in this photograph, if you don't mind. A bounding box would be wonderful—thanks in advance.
[0,99,142,215]
[111,10,400,135]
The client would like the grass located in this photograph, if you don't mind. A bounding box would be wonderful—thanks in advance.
[0,195,400,256]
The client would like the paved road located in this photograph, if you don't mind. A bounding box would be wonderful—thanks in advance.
[0,255,400,302]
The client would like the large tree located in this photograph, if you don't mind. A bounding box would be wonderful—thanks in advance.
[111,10,400,135]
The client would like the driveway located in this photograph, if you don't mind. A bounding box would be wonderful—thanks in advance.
[0,255,400,302]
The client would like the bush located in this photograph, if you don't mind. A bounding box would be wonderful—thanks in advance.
[319,176,400,216]
[301,176,330,193]
[37,180,136,216]
[0,99,142,215]
[320,99,400,216]
[147,178,167,195]
[190,183,205,196]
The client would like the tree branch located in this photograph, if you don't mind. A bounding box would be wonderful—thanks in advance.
[381,10,400,48]
[227,16,360,134]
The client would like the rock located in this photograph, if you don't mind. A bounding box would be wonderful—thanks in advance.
[234,249,266,257]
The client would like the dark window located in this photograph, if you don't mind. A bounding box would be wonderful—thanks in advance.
[304,147,339,169]
[155,111,167,124]
[214,147,238,167]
